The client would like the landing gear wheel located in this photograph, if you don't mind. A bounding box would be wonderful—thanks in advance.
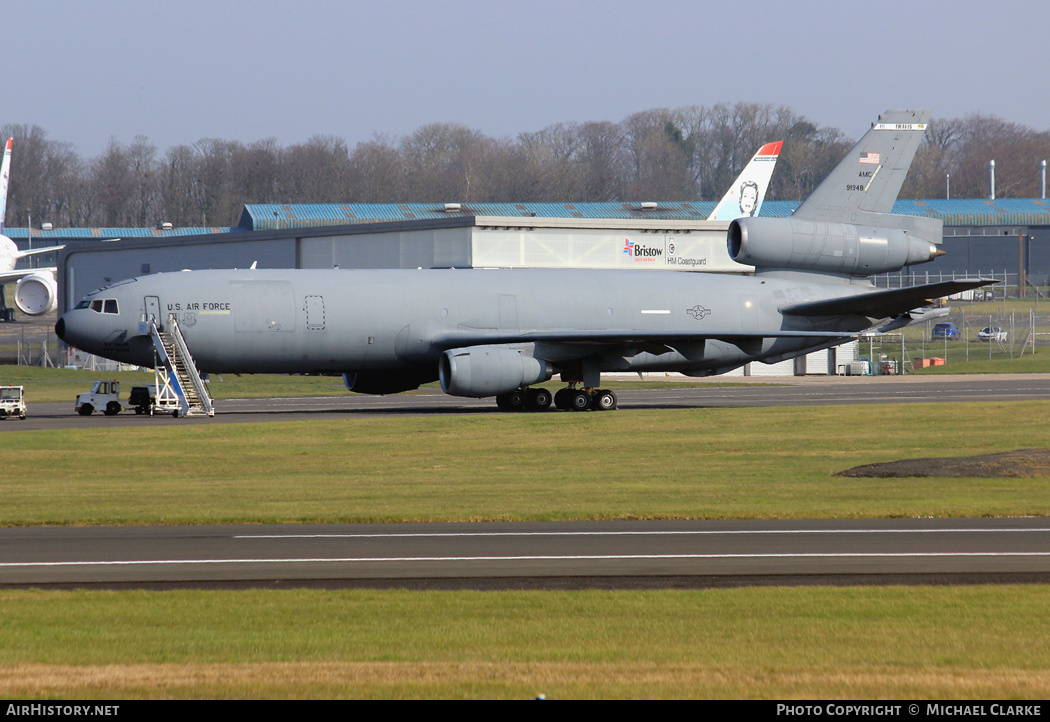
[594,389,618,411]
[571,390,592,411]
[554,388,573,410]
[78,404,94,416]
[526,387,552,411]
[104,401,122,416]
[496,390,526,412]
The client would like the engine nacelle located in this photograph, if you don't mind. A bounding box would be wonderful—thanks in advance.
[728,217,940,275]
[439,346,552,398]
[342,369,437,395]
[14,273,58,315]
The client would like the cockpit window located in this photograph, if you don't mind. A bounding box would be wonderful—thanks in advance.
[86,299,119,314]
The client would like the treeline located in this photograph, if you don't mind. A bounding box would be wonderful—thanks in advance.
[3,104,1048,229]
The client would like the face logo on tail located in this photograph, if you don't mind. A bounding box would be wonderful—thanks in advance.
[687,305,711,320]
[738,181,759,217]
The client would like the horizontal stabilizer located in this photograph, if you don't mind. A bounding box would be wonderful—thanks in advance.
[780,279,994,321]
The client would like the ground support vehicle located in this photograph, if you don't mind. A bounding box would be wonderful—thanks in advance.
[75,380,122,416]
[0,385,26,419]
[128,385,157,415]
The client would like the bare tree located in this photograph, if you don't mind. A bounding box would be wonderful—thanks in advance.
[283,135,352,202]
[159,144,202,226]
[348,135,404,202]
[399,123,489,201]
[622,109,695,199]
[517,122,584,201]
[4,105,1050,229]
[576,120,629,201]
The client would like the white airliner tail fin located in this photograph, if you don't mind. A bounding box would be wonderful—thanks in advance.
[0,138,12,234]
[707,140,783,221]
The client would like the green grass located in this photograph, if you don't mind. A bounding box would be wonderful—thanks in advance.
[2,587,1047,698]
[2,401,1048,526]
[909,351,1050,374]
[2,368,1048,699]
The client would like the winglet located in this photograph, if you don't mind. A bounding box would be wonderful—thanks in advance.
[707,141,783,221]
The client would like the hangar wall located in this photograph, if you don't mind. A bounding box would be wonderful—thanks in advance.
[61,235,294,313]
[59,216,749,314]
[471,220,744,271]
[299,226,473,270]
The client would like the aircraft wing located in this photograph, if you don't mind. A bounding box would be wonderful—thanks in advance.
[19,245,64,258]
[431,328,852,350]
[780,279,994,321]
[0,266,56,284]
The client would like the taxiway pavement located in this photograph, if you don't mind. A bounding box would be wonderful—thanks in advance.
[2,518,1048,590]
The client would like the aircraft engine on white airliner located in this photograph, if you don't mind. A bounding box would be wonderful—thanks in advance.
[14,272,58,315]
[728,217,940,275]
[439,346,552,398]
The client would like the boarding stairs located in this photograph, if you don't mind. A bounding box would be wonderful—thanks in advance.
[149,314,214,417]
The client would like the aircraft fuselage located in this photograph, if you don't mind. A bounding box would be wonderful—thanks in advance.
[57,267,872,382]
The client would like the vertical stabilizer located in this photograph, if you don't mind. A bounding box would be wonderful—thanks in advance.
[0,138,11,233]
[794,110,931,222]
[708,141,783,221]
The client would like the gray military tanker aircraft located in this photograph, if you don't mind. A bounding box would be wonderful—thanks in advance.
[56,110,987,412]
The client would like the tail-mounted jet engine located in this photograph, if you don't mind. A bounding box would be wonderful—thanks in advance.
[728,216,941,275]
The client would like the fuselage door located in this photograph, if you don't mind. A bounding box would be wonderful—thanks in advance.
[305,295,325,330]
[145,296,162,331]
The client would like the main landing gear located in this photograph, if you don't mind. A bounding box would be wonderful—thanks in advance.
[495,385,617,412]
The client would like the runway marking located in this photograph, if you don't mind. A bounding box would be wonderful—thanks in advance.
[235,528,1050,539]
[5,552,1050,568]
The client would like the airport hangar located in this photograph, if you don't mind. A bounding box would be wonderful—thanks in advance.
[51,199,1050,376]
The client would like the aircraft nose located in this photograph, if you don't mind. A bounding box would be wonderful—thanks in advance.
[55,317,66,341]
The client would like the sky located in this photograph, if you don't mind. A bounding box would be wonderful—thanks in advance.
[5,0,1049,157]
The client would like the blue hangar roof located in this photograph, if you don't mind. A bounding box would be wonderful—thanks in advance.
[11,199,1050,245]
[241,199,1050,231]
